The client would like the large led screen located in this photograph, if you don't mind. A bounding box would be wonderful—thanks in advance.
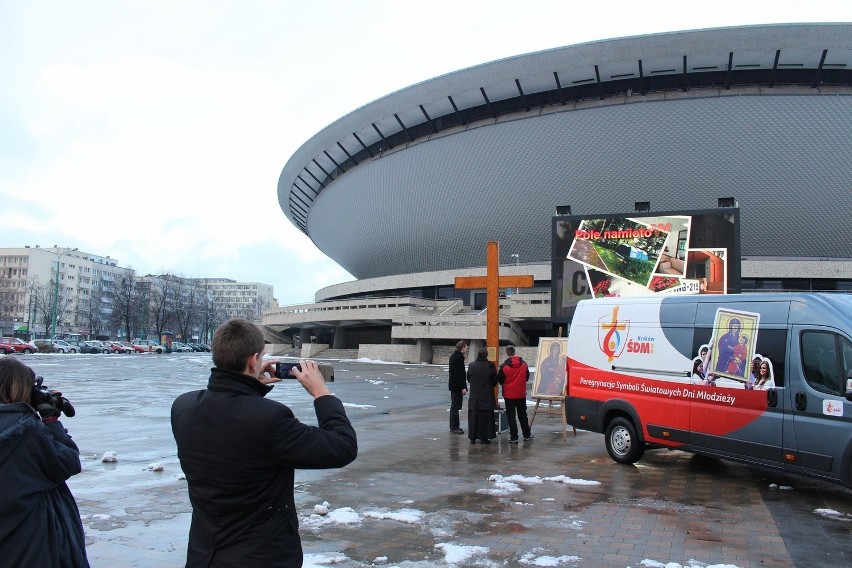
[552,208,740,323]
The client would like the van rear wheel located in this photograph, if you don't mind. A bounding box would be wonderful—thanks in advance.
[605,417,644,464]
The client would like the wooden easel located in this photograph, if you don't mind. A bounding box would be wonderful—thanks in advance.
[529,327,577,440]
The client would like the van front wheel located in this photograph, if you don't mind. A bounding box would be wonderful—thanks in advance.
[605,417,644,464]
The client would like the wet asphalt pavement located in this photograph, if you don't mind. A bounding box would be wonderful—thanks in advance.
[16,352,852,568]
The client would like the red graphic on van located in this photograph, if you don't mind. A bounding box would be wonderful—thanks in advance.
[598,306,629,362]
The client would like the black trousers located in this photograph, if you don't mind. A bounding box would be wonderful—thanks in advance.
[504,397,531,440]
[449,390,464,430]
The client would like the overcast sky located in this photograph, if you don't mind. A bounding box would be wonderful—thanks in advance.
[2,1,850,305]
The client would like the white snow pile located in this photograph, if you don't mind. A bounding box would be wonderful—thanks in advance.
[519,551,581,566]
[814,508,852,521]
[100,451,118,463]
[302,552,349,567]
[81,514,111,521]
[478,473,599,495]
[543,475,601,486]
[768,483,794,490]
[435,542,489,563]
[145,463,164,472]
[301,506,361,528]
[362,508,425,524]
[637,560,741,568]
[477,476,526,496]
[342,402,375,409]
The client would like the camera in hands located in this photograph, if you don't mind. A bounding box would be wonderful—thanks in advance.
[31,376,76,418]
[274,362,302,379]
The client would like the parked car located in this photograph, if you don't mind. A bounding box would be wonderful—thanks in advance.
[62,340,88,354]
[171,341,193,352]
[0,337,38,354]
[121,341,146,353]
[108,341,133,353]
[62,340,99,354]
[83,340,108,354]
[189,343,210,352]
[34,339,74,353]
[133,340,165,354]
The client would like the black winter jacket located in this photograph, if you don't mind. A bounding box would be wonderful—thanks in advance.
[448,349,467,391]
[171,368,357,568]
[0,403,89,567]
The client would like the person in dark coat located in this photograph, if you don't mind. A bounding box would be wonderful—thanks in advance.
[467,347,498,444]
[0,358,89,567]
[497,345,533,443]
[448,340,468,434]
[171,318,358,568]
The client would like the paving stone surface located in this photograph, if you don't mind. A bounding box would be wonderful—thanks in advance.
[20,353,852,567]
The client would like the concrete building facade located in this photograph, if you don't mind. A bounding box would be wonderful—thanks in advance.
[267,24,852,362]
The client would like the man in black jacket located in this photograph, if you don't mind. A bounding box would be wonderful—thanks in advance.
[448,340,468,434]
[171,319,358,568]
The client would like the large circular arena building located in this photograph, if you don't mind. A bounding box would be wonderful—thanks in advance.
[269,23,852,358]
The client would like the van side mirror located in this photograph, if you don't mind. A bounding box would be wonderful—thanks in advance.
[845,372,852,402]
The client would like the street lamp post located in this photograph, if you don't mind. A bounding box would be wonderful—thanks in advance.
[510,254,520,294]
[49,247,78,339]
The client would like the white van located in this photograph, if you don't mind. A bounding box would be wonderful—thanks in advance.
[565,293,852,487]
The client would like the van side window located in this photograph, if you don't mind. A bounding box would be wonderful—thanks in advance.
[801,332,850,396]
[694,327,787,387]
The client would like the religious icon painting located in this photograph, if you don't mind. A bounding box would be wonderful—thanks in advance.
[533,337,569,399]
[707,308,760,383]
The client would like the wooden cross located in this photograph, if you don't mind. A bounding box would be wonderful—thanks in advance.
[454,241,535,364]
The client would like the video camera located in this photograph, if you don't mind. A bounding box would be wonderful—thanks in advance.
[31,376,76,418]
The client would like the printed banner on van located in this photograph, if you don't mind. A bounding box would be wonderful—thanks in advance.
[552,208,740,323]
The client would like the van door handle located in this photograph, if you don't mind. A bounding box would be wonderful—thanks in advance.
[795,391,807,411]
[767,389,778,408]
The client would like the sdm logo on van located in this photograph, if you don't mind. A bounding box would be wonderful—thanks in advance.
[598,306,630,362]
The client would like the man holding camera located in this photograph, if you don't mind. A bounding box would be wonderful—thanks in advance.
[171,318,358,567]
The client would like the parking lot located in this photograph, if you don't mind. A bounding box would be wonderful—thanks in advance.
[13,352,852,567]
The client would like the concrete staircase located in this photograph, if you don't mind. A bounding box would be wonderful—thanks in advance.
[312,348,360,360]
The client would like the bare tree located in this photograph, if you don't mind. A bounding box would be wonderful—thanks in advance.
[0,272,16,321]
[173,276,206,342]
[110,274,146,340]
[87,284,107,338]
[31,281,73,337]
[148,273,178,339]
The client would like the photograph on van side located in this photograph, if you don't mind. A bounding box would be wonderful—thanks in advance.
[706,307,761,384]
[694,346,774,390]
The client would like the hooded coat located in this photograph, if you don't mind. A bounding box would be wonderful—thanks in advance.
[0,403,89,567]
[171,368,358,568]
[498,355,530,399]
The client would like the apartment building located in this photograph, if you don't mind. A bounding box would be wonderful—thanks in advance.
[0,246,133,338]
[197,278,275,323]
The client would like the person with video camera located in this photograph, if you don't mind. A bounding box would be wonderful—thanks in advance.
[0,358,89,567]
[171,318,358,567]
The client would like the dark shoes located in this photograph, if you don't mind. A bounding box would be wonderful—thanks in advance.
[450,428,465,434]
[523,434,534,441]
[509,438,519,444]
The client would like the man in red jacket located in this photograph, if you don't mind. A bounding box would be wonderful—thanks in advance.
[497,345,533,444]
